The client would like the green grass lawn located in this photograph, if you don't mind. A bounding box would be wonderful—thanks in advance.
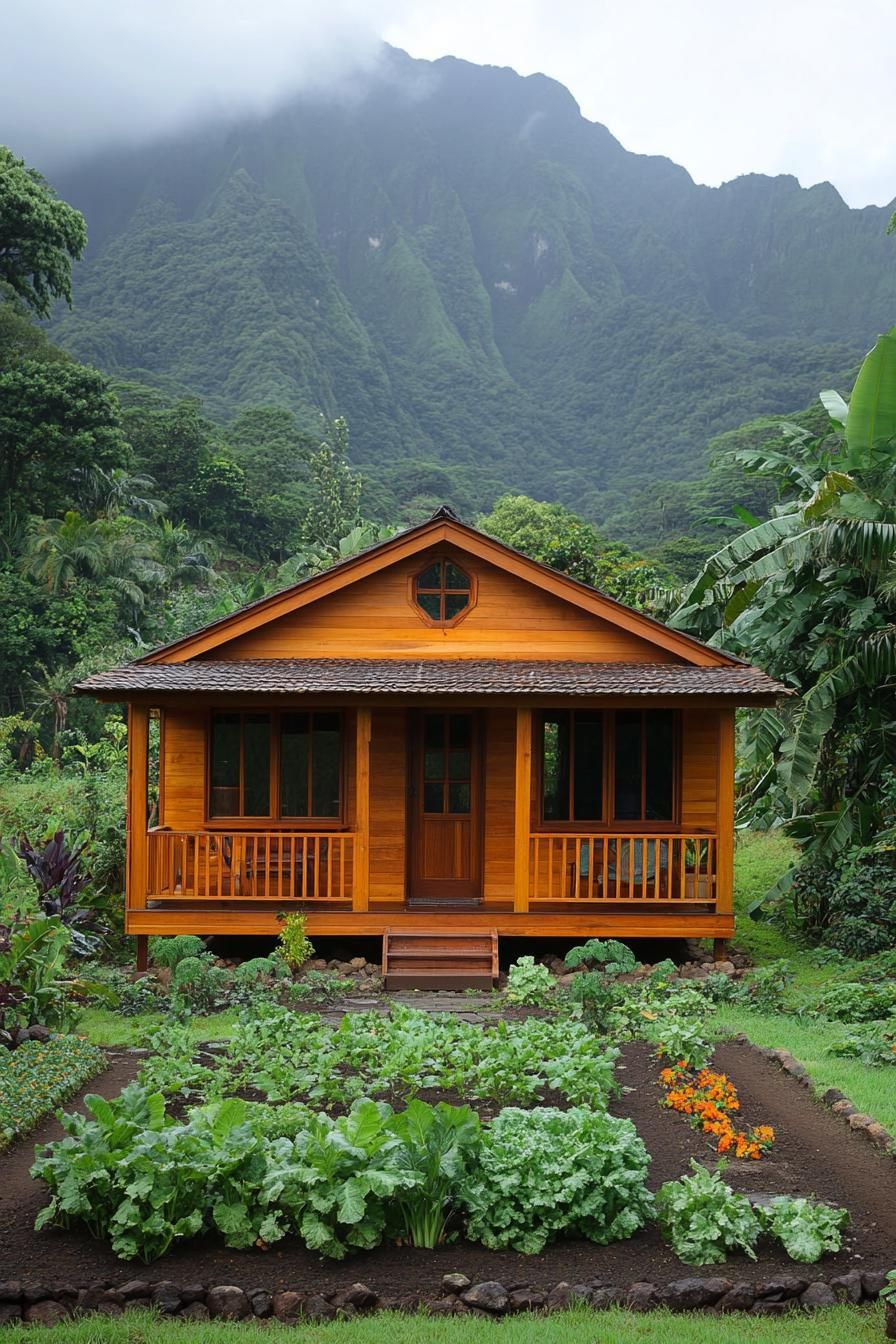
[76,1006,239,1047]
[15,1305,886,1344]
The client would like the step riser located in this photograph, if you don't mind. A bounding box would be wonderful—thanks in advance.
[383,927,498,991]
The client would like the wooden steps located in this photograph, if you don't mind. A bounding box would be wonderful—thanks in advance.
[382,929,499,991]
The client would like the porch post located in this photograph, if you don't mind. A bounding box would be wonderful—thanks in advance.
[715,708,735,924]
[126,703,150,943]
[513,707,533,912]
[353,707,371,911]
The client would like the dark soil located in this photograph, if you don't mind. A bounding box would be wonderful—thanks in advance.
[1,1041,893,1296]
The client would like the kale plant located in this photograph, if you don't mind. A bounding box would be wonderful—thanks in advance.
[655,1162,762,1265]
[759,1196,848,1262]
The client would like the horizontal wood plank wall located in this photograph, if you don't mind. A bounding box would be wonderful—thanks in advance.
[160,710,206,829]
[680,708,720,832]
[482,709,515,904]
[207,548,678,663]
[368,708,407,902]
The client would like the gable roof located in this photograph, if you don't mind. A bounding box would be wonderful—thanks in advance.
[137,509,739,669]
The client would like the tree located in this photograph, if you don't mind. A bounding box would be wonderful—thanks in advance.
[0,147,87,317]
[0,359,130,517]
[477,494,670,609]
[670,327,896,861]
[301,418,363,552]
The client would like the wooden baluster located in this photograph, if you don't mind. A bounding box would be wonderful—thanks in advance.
[601,836,608,902]
[587,838,594,901]
[547,837,554,901]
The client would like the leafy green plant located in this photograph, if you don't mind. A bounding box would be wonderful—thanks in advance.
[828,1020,896,1066]
[825,856,896,958]
[505,956,555,1006]
[759,1196,848,1262]
[566,969,625,1028]
[150,934,207,970]
[647,1015,713,1070]
[385,1099,480,1248]
[564,938,638,975]
[170,954,229,1014]
[811,980,896,1023]
[0,1033,104,1149]
[0,914,74,1031]
[138,1021,221,1099]
[283,969,353,1004]
[262,1099,415,1259]
[655,1162,762,1265]
[276,911,314,972]
[459,1106,652,1254]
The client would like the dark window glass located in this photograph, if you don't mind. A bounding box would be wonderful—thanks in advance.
[312,713,341,817]
[645,712,675,820]
[448,749,470,779]
[424,782,444,813]
[424,749,444,779]
[279,713,310,817]
[448,782,471,813]
[243,714,271,815]
[614,710,643,820]
[613,710,675,821]
[542,713,570,821]
[414,557,472,623]
[210,713,240,817]
[449,715,471,748]
[573,712,603,821]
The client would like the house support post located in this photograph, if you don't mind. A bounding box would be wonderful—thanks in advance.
[715,707,736,958]
[127,703,150,965]
[353,707,371,912]
[513,707,533,913]
[136,935,149,972]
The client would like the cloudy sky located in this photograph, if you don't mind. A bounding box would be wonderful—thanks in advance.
[2,0,894,207]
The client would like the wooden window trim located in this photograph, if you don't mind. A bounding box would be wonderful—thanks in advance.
[205,708,348,829]
[408,557,478,628]
[536,709,681,831]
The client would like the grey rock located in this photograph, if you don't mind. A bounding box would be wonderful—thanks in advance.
[507,1288,545,1312]
[801,1282,837,1309]
[625,1282,658,1311]
[862,1270,889,1299]
[96,1301,124,1318]
[0,1284,22,1302]
[151,1281,183,1315]
[461,1281,510,1312]
[304,1294,337,1321]
[832,1099,857,1117]
[21,1282,52,1303]
[0,1304,22,1325]
[660,1277,732,1309]
[429,1297,468,1315]
[716,1282,756,1312]
[757,1276,808,1299]
[350,956,366,969]
[117,1281,151,1301]
[590,1287,620,1309]
[752,1300,794,1315]
[180,1283,206,1304]
[822,1088,846,1105]
[545,1282,573,1311]
[339,1283,377,1310]
[830,1271,864,1304]
[206,1285,251,1320]
[249,1290,272,1318]
[180,1302,210,1321]
[24,1301,70,1326]
[866,1122,894,1149]
[442,1273,471,1294]
[848,1112,874,1131]
[271,1290,305,1322]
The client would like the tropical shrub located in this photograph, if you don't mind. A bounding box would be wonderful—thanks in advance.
[459,1106,652,1254]
[656,1162,762,1264]
[170,954,229,1014]
[13,830,104,957]
[0,914,74,1032]
[150,934,207,970]
[759,1197,848,1262]
[275,911,314,972]
[0,1033,104,1148]
[811,980,896,1023]
[505,956,555,1005]
[825,855,896,958]
[828,1020,896,1066]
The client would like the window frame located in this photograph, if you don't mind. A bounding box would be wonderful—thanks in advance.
[536,708,681,831]
[409,556,477,627]
[205,708,347,829]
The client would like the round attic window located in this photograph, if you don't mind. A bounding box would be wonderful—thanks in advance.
[413,558,473,625]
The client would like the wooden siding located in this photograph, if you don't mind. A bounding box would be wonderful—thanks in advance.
[159,710,206,830]
[483,709,515,904]
[206,548,679,664]
[369,708,407,902]
[680,708,719,831]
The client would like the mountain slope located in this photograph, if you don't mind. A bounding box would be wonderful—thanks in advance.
[50,46,896,521]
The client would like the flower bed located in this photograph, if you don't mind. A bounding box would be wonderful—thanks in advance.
[0,1034,105,1150]
[659,1063,775,1159]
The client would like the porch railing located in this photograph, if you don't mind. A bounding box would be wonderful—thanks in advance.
[529,833,717,904]
[146,829,353,903]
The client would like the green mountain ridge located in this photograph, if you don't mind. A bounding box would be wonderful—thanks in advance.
[49,45,896,524]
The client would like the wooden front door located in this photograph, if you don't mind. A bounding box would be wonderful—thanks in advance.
[408,711,482,902]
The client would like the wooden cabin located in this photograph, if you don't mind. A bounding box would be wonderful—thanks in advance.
[78,509,786,982]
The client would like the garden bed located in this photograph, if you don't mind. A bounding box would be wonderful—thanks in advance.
[1,1038,893,1305]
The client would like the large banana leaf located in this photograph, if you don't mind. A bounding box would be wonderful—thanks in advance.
[846,326,896,463]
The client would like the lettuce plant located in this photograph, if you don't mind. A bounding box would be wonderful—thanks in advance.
[459,1106,652,1254]
[656,1162,762,1264]
[759,1196,848,1262]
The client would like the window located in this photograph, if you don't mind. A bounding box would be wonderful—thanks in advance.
[539,708,677,825]
[209,711,342,821]
[541,711,603,822]
[613,710,676,822]
[422,713,472,815]
[413,557,472,624]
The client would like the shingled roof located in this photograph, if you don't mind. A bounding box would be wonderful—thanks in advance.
[76,658,790,702]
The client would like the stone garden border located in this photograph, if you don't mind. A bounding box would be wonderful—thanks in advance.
[729,1032,896,1157]
[0,1268,889,1325]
